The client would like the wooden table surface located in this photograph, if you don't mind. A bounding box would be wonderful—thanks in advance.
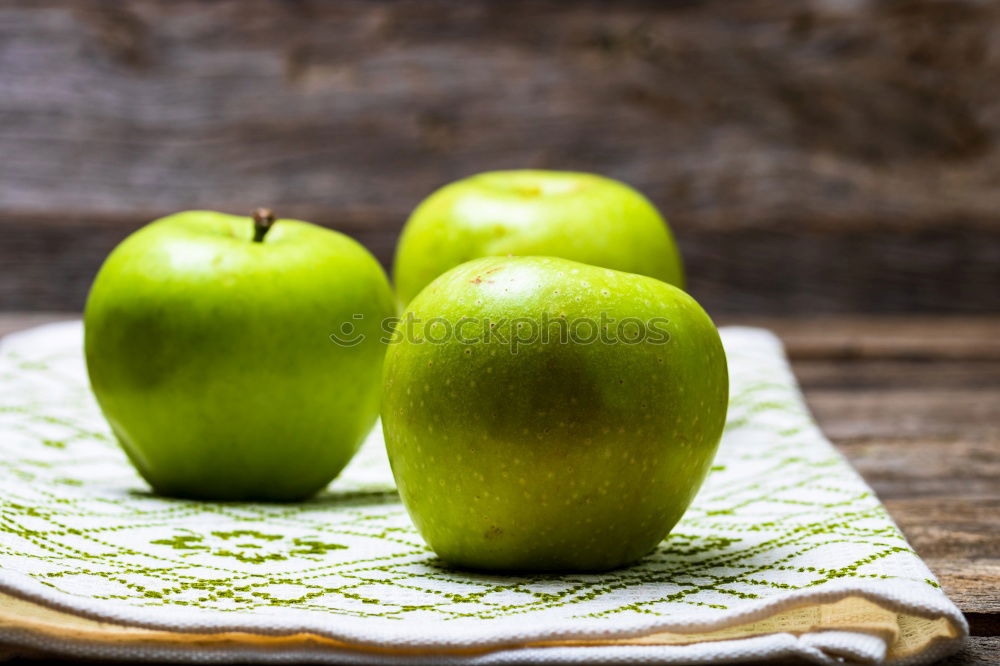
[1,313,996,665]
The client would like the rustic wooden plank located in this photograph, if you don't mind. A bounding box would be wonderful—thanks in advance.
[938,637,1000,666]
[919,558,1000,636]
[808,389,1000,443]
[839,440,1000,500]
[733,317,1000,361]
[881,498,1000,632]
[888,499,1000,561]
[790,360,1000,391]
[2,0,998,226]
[3,1,1000,312]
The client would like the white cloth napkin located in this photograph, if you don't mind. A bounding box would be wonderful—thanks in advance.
[0,322,966,664]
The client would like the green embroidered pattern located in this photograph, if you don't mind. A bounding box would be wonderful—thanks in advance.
[148,530,347,565]
[0,323,943,637]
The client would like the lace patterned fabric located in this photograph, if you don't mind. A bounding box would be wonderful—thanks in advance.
[0,322,966,664]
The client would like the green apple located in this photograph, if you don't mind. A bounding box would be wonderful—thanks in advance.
[84,209,395,501]
[382,256,728,571]
[393,170,684,305]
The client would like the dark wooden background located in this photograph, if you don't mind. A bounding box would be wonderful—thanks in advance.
[2,0,999,313]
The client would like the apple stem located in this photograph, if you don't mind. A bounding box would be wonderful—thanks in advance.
[252,208,276,243]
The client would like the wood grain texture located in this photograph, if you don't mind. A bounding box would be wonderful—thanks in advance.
[939,637,1000,666]
[725,317,1000,361]
[2,1,1000,313]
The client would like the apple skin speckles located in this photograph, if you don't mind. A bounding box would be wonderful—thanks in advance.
[85,210,395,501]
[381,256,728,572]
[392,170,684,307]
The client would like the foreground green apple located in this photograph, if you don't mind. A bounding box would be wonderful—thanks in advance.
[393,170,684,305]
[382,256,728,571]
[85,210,395,501]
